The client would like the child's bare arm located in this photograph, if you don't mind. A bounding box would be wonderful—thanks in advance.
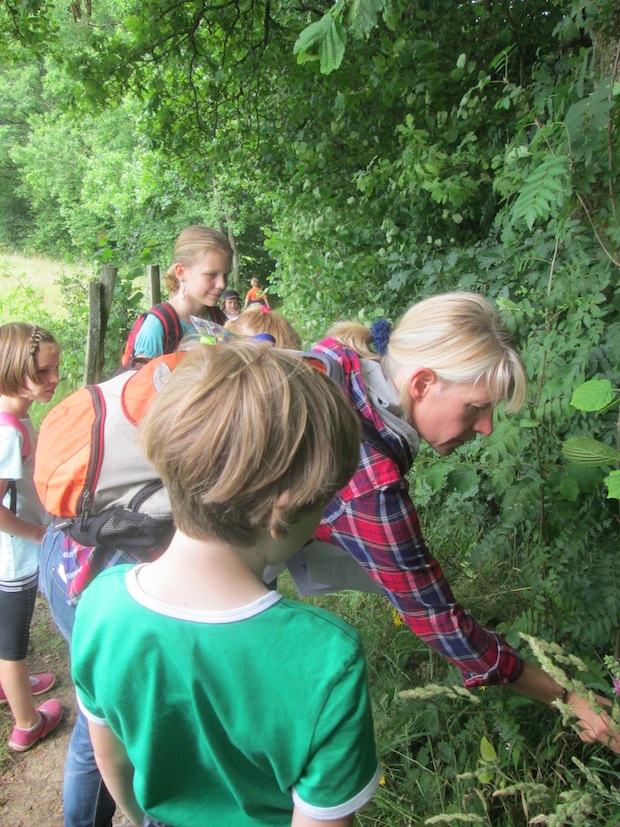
[88,720,145,827]
[291,807,356,827]
[0,480,46,543]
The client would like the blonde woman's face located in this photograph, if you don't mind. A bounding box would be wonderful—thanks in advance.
[407,372,494,455]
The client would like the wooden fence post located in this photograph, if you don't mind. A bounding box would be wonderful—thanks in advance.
[84,281,102,385]
[99,265,116,331]
[146,265,161,305]
[84,265,118,385]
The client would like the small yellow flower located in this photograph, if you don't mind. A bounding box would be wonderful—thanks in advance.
[392,608,403,627]
[379,775,386,786]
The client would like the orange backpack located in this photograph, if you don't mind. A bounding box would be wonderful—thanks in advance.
[34,353,185,549]
[34,347,403,551]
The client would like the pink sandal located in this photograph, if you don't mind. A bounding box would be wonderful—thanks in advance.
[8,699,63,752]
[0,672,56,705]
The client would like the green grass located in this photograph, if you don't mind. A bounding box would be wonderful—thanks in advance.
[0,251,90,319]
[0,251,96,416]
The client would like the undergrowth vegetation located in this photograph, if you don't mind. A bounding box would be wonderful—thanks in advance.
[280,563,620,826]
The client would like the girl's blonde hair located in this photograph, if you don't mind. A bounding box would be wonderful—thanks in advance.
[139,342,360,545]
[328,292,527,412]
[0,323,59,396]
[164,226,233,295]
[225,308,302,350]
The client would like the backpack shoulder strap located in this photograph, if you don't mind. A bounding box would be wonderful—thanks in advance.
[298,351,345,386]
[122,302,182,368]
[359,418,410,476]
[298,352,409,475]
[0,413,31,515]
[148,302,182,355]
[122,351,186,424]
[0,412,31,459]
[121,310,149,367]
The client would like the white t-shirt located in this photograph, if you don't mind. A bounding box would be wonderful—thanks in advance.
[0,418,45,581]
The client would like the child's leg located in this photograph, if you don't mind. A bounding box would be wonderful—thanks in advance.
[0,657,39,728]
[0,670,56,705]
[0,581,62,751]
[64,709,116,827]
[0,583,39,727]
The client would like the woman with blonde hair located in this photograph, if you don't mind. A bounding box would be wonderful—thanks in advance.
[312,291,620,753]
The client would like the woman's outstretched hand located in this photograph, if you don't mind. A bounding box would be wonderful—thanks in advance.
[511,660,620,754]
[566,691,620,754]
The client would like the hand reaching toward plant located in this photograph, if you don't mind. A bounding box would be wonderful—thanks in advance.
[566,691,620,754]
[512,661,620,754]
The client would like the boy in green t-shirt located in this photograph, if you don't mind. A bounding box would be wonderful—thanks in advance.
[71,341,381,827]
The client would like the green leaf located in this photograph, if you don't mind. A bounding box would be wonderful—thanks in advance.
[605,470,620,499]
[293,17,332,58]
[562,437,618,467]
[446,466,479,494]
[480,736,497,762]
[519,418,540,428]
[559,474,579,501]
[94,247,115,263]
[346,0,382,39]
[319,18,347,74]
[425,464,448,491]
[511,153,570,230]
[565,463,602,493]
[456,53,466,69]
[570,379,616,412]
[294,52,320,66]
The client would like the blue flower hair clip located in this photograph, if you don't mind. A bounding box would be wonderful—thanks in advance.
[370,318,391,357]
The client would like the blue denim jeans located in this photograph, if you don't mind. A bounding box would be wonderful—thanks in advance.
[39,525,116,827]
[39,525,75,644]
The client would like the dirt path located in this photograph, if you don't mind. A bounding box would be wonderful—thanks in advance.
[0,596,128,827]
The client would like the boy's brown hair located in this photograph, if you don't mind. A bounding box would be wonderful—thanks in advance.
[139,342,360,545]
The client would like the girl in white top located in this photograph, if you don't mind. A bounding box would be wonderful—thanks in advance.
[0,322,63,752]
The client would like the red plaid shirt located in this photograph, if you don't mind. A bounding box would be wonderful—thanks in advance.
[312,338,524,688]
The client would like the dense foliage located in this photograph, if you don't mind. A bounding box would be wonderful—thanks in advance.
[1,0,619,822]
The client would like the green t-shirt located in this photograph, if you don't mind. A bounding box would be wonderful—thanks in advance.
[72,565,380,827]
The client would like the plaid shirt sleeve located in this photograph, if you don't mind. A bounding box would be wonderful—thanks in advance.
[316,446,524,688]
